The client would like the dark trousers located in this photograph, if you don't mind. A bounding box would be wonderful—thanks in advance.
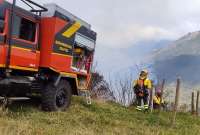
[136,95,148,106]
[153,103,160,109]
[153,103,165,110]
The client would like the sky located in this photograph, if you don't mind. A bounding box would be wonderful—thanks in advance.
[8,0,200,78]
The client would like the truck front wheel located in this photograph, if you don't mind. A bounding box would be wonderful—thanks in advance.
[42,80,72,111]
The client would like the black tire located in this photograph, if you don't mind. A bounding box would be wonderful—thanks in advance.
[41,80,72,111]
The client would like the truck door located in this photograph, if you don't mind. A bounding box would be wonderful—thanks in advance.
[0,4,7,68]
[9,12,40,71]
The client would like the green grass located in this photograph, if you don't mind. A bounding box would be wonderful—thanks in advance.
[0,96,199,135]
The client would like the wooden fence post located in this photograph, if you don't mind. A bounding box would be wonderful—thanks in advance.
[172,78,180,125]
[149,87,153,112]
[159,79,165,112]
[191,92,195,115]
[149,79,154,112]
[196,91,199,116]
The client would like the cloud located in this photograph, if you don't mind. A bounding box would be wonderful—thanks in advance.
[8,0,200,75]
[10,0,200,47]
[95,46,134,73]
[98,24,177,48]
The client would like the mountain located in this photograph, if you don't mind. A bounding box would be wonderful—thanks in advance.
[108,40,172,80]
[153,31,200,61]
[126,40,171,58]
[152,31,200,85]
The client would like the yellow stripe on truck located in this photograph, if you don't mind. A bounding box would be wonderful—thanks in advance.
[62,22,81,38]
[0,64,5,68]
[9,65,38,72]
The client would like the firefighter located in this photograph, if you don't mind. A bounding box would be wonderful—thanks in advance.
[133,70,152,111]
[153,90,164,110]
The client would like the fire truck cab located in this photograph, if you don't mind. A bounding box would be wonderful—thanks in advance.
[0,0,97,111]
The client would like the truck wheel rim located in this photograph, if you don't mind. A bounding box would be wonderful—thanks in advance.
[56,89,66,107]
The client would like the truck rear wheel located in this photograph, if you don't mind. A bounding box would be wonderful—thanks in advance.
[42,80,72,111]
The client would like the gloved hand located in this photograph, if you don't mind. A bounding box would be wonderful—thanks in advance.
[138,89,144,97]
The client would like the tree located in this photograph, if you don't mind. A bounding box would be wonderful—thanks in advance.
[89,65,115,101]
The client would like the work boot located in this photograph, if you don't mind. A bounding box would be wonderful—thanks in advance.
[144,104,149,110]
[136,106,142,111]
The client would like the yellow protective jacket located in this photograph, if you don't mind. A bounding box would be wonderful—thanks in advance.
[153,96,164,105]
[133,78,152,90]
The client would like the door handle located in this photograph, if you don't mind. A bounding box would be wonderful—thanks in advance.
[31,44,37,53]
[4,35,6,43]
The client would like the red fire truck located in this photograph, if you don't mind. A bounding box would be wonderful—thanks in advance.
[0,0,97,111]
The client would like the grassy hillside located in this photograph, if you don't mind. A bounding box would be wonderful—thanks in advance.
[0,96,199,135]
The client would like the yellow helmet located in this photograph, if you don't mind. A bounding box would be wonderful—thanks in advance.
[141,69,148,74]
[139,69,148,79]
